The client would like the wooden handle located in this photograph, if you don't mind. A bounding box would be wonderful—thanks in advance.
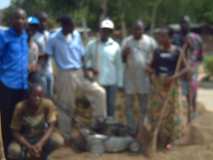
[0,113,6,160]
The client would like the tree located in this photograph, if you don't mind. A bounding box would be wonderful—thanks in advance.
[4,0,213,30]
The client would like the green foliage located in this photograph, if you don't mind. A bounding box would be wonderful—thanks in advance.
[3,0,213,30]
[204,55,213,76]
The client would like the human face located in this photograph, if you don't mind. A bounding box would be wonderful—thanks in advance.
[39,17,48,31]
[156,32,170,49]
[28,86,43,108]
[132,25,144,40]
[100,28,111,42]
[62,21,74,35]
[11,9,27,34]
[27,24,39,36]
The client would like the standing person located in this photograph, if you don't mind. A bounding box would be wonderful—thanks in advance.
[33,11,54,97]
[0,8,28,156]
[122,20,157,133]
[146,28,188,148]
[26,16,40,82]
[172,16,203,122]
[45,15,106,140]
[85,19,123,118]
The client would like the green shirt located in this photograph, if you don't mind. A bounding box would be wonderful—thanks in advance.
[11,98,58,139]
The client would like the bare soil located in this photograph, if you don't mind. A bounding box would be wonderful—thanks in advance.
[49,84,213,160]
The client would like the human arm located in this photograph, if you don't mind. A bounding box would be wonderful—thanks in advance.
[147,37,158,64]
[115,45,124,88]
[172,51,189,79]
[121,38,131,63]
[33,122,55,154]
[0,31,6,58]
[13,131,40,157]
[44,35,55,58]
[33,100,58,154]
[11,104,39,157]
[166,48,190,83]
[145,48,158,76]
[83,40,99,79]
[28,41,40,72]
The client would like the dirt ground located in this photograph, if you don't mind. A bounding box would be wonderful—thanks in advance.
[48,79,213,160]
[49,112,213,160]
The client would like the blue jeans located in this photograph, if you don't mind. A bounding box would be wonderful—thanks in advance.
[103,85,117,117]
[125,93,149,133]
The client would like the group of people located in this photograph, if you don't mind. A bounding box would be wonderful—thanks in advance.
[0,7,203,159]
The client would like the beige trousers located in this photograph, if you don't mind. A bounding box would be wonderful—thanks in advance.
[54,68,106,139]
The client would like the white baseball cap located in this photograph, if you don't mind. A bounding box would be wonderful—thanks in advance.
[100,19,114,29]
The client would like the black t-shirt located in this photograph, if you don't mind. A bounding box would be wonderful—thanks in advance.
[152,47,180,76]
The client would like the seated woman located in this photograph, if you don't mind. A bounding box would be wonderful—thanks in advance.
[146,28,188,149]
[8,84,64,159]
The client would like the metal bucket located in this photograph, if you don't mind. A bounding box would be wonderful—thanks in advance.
[87,134,107,155]
[104,136,134,152]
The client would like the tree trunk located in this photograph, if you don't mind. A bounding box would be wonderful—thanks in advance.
[150,0,163,35]
[121,13,127,38]
[100,0,108,21]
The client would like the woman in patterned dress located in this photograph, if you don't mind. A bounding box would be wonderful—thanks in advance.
[146,28,189,149]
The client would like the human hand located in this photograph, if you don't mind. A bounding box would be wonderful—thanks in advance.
[165,76,176,86]
[34,141,44,155]
[123,47,131,56]
[29,64,39,72]
[84,69,98,81]
[27,144,41,158]
[144,66,153,75]
[122,47,131,62]
[118,87,124,93]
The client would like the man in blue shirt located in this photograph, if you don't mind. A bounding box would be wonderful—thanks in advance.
[0,8,28,156]
[45,16,106,139]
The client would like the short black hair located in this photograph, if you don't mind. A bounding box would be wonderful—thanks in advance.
[57,15,73,25]
[36,11,48,20]
[28,83,43,95]
[11,8,26,19]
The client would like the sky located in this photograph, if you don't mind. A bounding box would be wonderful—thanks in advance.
[0,0,11,9]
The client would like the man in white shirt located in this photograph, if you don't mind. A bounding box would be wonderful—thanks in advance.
[122,20,157,132]
[33,12,54,97]
[85,19,123,118]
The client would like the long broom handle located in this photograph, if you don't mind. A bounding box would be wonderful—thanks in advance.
[152,44,187,134]
[0,113,6,160]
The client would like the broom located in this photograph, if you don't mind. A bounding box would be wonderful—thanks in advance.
[138,44,188,155]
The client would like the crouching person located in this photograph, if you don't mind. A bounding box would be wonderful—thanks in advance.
[8,84,64,160]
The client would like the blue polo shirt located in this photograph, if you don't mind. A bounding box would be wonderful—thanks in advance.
[45,30,85,70]
[0,28,29,89]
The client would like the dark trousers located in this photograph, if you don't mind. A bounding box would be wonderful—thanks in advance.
[0,82,27,156]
